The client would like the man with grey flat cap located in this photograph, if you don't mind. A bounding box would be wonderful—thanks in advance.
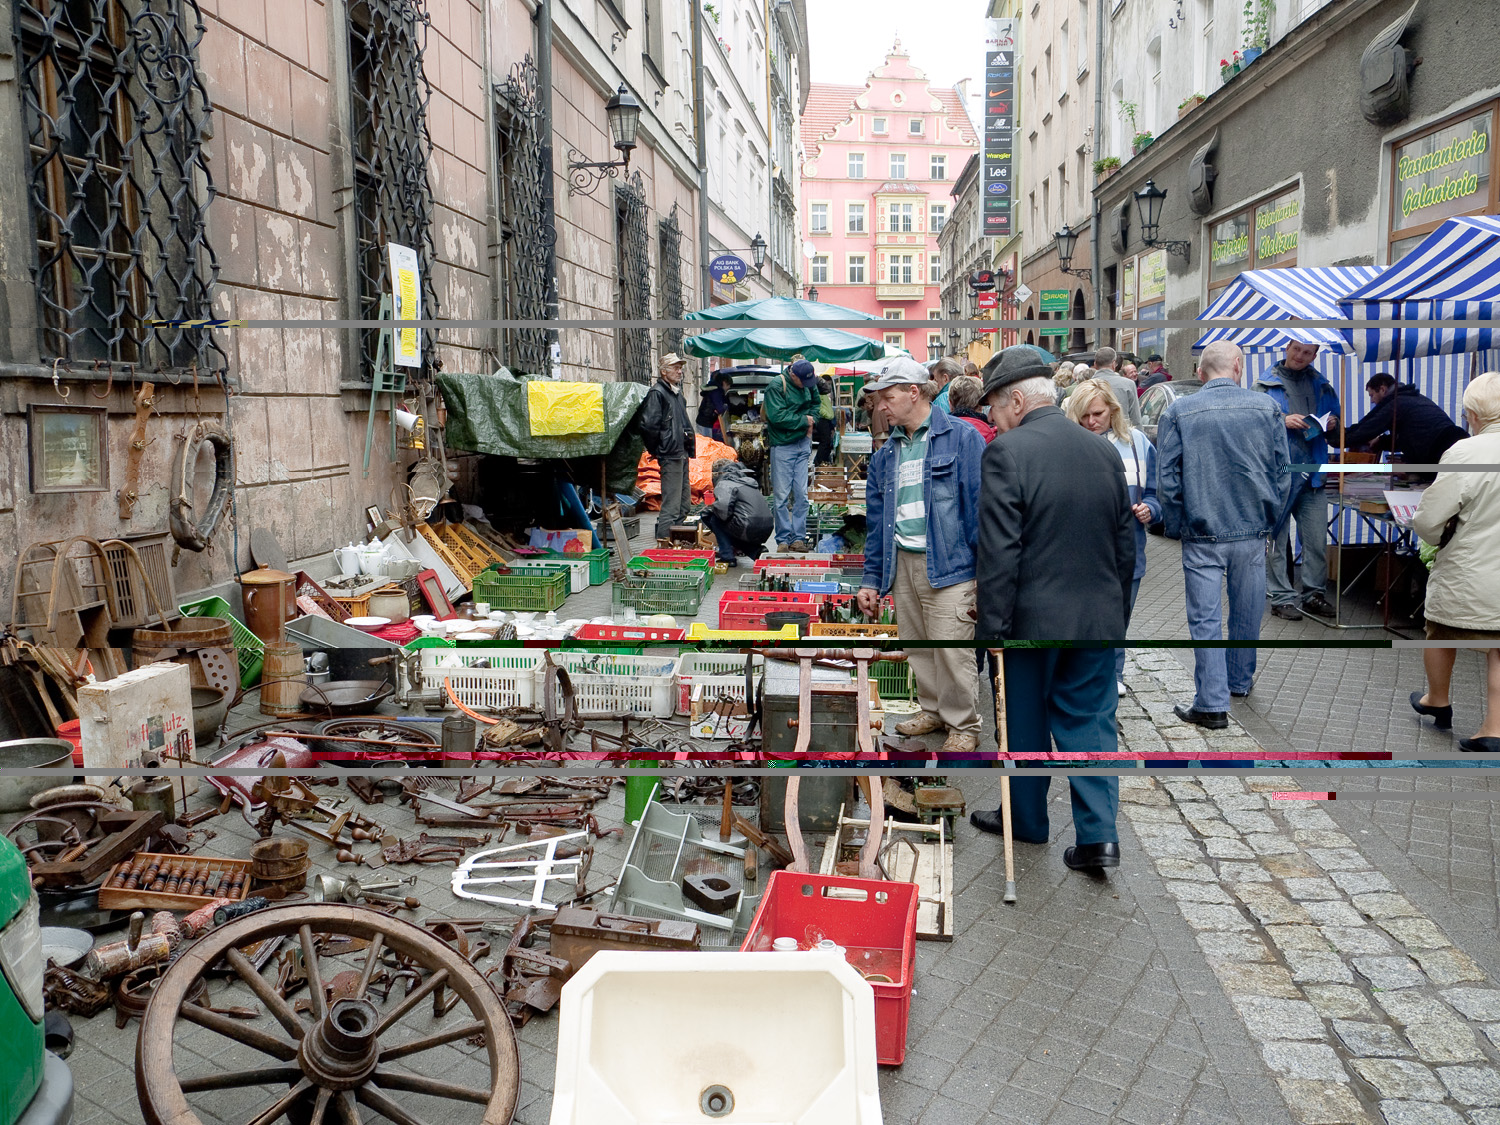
[858,356,985,753]
[969,347,1137,873]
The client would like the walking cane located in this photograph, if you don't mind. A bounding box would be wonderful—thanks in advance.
[991,648,1017,905]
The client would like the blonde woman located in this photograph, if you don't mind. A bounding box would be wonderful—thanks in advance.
[1410,371,1500,752]
[1052,361,1078,406]
[1066,378,1161,694]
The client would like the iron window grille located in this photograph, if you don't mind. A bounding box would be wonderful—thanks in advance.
[656,205,685,356]
[494,55,551,376]
[614,173,651,384]
[16,0,225,374]
[347,0,438,380]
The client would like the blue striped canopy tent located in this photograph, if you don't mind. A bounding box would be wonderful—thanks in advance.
[1338,216,1500,361]
[1192,266,1380,354]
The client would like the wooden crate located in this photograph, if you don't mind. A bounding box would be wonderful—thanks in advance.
[417,523,482,581]
[98,852,252,912]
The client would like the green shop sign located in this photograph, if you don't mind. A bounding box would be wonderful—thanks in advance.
[1039,289,1071,312]
[1040,323,1069,336]
[1394,112,1492,231]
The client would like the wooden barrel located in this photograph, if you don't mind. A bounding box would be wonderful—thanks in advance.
[132,618,239,694]
[259,641,304,718]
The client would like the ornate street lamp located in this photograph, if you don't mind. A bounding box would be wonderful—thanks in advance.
[1053,224,1093,278]
[1132,180,1191,259]
[751,232,767,272]
[567,84,643,197]
[806,285,819,302]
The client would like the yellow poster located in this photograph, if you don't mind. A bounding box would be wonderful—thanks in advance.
[387,243,421,367]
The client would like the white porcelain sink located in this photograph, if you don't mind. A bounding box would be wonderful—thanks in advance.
[549,951,883,1125]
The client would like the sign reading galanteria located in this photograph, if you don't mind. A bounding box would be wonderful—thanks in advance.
[388,243,421,368]
[710,254,749,285]
[980,18,1016,238]
[1393,112,1492,231]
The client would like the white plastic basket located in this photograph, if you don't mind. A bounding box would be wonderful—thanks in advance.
[543,652,678,718]
[672,652,764,716]
[422,649,544,710]
[507,557,589,595]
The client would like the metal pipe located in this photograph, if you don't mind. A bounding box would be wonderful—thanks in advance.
[690,0,713,323]
[1091,0,1105,350]
[536,0,561,376]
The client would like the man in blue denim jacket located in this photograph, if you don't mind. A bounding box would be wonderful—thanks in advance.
[1255,341,1341,619]
[1158,341,1289,739]
[858,357,985,753]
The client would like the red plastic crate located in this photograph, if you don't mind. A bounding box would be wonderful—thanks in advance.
[571,623,685,643]
[741,871,920,1066]
[717,590,818,631]
[752,557,831,571]
[640,548,715,564]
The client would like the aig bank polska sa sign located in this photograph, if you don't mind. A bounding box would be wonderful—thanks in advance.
[982,18,1016,238]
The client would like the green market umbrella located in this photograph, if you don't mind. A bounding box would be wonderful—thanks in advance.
[684,324,888,364]
[684,295,878,322]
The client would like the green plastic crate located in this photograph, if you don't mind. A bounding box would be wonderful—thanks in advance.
[546,548,610,586]
[472,566,569,612]
[178,596,264,688]
[611,570,705,616]
[873,659,915,702]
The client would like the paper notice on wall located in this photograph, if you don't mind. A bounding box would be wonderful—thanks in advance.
[388,242,421,367]
[1383,489,1425,528]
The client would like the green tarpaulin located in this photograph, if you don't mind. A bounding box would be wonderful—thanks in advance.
[684,295,878,322]
[438,369,648,459]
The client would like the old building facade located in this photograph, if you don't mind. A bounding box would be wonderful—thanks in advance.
[0,0,733,611]
[798,41,977,358]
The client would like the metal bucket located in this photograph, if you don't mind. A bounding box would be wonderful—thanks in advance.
[0,739,75,812]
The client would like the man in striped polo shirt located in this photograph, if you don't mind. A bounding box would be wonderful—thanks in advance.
[858,357,986,754]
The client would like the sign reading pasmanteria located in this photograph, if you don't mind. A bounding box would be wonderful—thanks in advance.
[1393,112,1492,230]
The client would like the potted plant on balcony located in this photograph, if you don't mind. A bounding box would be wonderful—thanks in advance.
[1241,0,1271,62]
[1177,93,1206,119]
[1133,131,1154,155]
[1094,156,1122,181]
[1219,51,1243,82]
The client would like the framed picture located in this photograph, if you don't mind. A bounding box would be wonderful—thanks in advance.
[416,568,455,619]
[28,404,108,493]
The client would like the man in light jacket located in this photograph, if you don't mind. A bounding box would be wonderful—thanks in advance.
[857,357,985,754]
[1157,341,1289,745]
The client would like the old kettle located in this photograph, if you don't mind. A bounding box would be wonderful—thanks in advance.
[238,565,297,645]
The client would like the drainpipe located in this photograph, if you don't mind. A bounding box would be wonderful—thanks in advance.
[536,0,561,376]
[1090,0,1105,350]
[691,0,712,309]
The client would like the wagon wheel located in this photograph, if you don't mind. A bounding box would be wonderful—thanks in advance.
[136,904,519,1125]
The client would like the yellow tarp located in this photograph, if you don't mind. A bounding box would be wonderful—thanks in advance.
[526,380,606,436]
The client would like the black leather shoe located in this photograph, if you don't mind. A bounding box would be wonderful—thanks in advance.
[1302,593,1336,618]
[969,809,1047,845]
[1409,690,1454,731]
[1231,689,1251,698]
[1271,603,1303,620]
[1460,736,1500,753]
[1065,843,1121,871]
[1174,704,1229,730]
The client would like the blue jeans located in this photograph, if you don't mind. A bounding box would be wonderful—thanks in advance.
[1268,485,1328,604]
[769,436,811,546]
[1183,537,1266,713]
[1115,576,1142,681]
[1001,649,1120,846]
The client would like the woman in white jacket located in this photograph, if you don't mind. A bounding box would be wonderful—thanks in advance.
[1409,372,1500,752]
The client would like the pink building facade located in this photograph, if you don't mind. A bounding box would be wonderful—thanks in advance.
[799,43,978,358]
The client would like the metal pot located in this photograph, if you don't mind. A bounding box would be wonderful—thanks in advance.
[0,739,75,812]
[191,686,230,742]
[298,679,395,717]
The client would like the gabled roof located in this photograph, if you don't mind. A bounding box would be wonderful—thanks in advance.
[800,82,979,154]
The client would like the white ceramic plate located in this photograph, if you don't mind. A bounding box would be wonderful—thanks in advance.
[343,616,392,633]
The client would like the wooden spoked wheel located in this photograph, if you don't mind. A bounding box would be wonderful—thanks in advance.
[135,904,519,1125]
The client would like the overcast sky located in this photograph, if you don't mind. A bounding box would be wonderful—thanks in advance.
[804,0,987,96]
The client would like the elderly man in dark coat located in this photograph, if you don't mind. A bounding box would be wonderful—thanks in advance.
[969,347,1137,872]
